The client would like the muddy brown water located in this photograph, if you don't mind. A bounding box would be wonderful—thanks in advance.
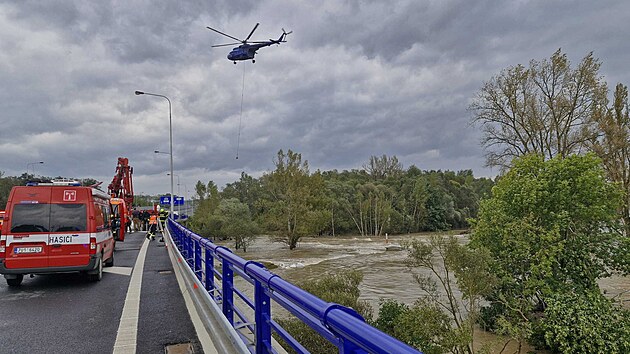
[214,233,628,353]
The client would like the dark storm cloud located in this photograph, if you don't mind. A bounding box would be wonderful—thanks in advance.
[2,0,630,194]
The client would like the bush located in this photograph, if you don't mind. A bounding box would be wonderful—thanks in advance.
[543,290,630,354]
[274,270,372,354]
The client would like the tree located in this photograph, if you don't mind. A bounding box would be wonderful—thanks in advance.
[363,154,403,180]
[402,235,496,354]
[470,153,629,348]
[188,180,220,238]
[543,290,630,354]
[589,83,630,234]
[221,172,264,217]
[260,149,327,249]
[470,49,608,168]
[275,270,372,354]
[212,198,258,252]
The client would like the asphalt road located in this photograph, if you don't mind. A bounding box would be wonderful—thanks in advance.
[0,231,202,354]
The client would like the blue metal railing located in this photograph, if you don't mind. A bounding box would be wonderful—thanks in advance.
[167,219,422,354]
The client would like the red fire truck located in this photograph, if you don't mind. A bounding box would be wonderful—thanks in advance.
[0,158,133,286]
[0,181,116,285]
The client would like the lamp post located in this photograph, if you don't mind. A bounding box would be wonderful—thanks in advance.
[136,90,174,216]
[26,161,44,176]
[167,173,180,217]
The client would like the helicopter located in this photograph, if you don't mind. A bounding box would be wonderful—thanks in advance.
[206,23,291,64]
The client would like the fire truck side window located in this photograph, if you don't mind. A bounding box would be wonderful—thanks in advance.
[11,204,51,233]
[95,204,105,229]
[102,205,110,228]
[50,204,87,232]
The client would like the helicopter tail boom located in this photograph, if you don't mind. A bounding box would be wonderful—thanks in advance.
[271,28,292,44]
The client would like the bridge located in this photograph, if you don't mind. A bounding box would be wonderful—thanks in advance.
[0,218,422,354]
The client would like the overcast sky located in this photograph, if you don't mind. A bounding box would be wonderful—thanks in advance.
[1,1,629,196]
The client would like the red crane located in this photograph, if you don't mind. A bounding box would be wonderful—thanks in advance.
[108,157,134,207]
[108,157,134,241]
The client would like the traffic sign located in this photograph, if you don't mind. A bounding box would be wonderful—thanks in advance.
[159,196,171,205]
[174,196,185,205]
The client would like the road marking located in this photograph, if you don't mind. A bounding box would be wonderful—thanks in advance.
[113,238,150,354]
[104,266,133,276]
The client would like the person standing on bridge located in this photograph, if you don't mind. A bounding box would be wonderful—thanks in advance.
[141,210,150,231]
[147,213,158,241]
[159,208,168,229]
[158,208,169,243]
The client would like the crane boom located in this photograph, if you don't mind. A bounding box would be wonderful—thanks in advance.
[108,157,134,207]
[107,157,134,242]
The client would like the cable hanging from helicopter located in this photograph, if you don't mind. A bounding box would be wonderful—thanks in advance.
[206,23,292,159]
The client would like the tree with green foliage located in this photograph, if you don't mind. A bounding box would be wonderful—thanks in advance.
[374,298,473,354]
[543,290,630,354]
[260,149,327,249]
[589,82,630,235]
[210,198,258,252]
[470,153,630,350]
[188,180,220,239]
[398,235,496,354]
[221,171,264,217]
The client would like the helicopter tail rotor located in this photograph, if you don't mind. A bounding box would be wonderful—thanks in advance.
[275,28,292,43]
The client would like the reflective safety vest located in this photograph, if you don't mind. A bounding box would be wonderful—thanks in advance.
[149,215,158,225]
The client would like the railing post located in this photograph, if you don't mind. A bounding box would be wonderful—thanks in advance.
[205,247,214,295]
[194,239,202,281]
[182,231,188,258]
[254,279,272,354]
[188,238,195,268]
[222,259,234,325]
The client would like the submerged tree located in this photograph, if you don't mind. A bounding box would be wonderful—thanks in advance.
[260,149,327,249]
[211,198,258,252]
[400,235,496,354]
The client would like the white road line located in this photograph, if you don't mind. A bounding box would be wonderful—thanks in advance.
[113,239,150,354]
[104,266,133,276]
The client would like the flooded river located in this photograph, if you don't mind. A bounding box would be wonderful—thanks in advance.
[216,233,628,353]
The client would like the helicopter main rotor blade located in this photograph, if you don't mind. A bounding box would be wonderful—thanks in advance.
[211,42,241,48]
[244,23,259,42]
[206,26,242,43]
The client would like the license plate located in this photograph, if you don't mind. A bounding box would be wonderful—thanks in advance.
[14,247,43,254]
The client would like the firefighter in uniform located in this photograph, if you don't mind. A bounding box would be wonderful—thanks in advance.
[147,213,158,240]
[158,208,169,242]
[159,208,169,229]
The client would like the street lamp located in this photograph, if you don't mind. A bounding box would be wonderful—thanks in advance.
[136,90,174,216]
[26,161,44,176]
[167,173,180,217]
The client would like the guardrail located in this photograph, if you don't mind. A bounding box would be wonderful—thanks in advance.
[167,219,422,354]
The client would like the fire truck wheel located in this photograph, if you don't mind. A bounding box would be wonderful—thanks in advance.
[89,257,103,282]
[104,252,114,267]
[6,274,24,287]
